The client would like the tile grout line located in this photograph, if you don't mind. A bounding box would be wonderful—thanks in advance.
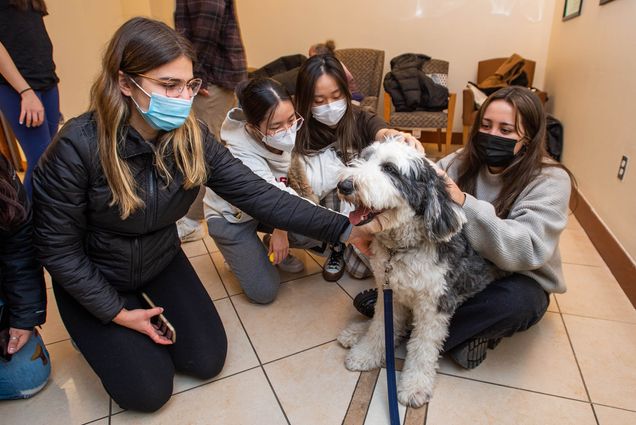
[171,365,262,397]
[556,312,599,424]
[206,246,232,301]
[363,369,381,425]
[342,372,363,424]
[591,402,636,414]
[178,244,297,422]
[108,366,264,420]
[561,260,605,268]
[435,370,594,406]
[224,292,291,425]
[553,294,561,313]
[261,339,338,367]
[260,363,292,425]
[214,247,368,424]
[557,310,636,326]
[43,336,71,347]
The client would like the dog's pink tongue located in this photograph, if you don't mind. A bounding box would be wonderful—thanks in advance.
[349,207,370,226]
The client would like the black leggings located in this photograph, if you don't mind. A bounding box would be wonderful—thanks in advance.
[54,250,227,412]
[443,273,550,352]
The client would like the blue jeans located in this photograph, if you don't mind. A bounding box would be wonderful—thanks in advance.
[0,84,60,198]
[0,329,51,400]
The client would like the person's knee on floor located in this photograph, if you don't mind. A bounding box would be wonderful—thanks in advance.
[245,283,279,305]
[179,345,227,381]
[110,374,173,413]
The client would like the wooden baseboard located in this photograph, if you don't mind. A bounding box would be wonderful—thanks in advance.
[570,187,636,308]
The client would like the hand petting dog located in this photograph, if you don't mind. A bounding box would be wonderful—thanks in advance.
[435,166,467,206]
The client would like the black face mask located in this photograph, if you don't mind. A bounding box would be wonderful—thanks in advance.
[474,131,519,167]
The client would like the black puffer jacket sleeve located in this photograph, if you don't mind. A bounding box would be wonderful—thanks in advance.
[202,131,350,243]
[0,159,46,330]
[33,122,125,324]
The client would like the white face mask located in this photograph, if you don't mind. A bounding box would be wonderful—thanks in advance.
[311,98,347,126]
[258,119,302,153]
[262,129,296,153]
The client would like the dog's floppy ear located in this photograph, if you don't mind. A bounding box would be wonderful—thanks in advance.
[427,173,466,242]
[407,162,466,242]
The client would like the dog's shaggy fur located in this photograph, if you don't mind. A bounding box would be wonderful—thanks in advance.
[288,153,320,204]
[336,139,502,407]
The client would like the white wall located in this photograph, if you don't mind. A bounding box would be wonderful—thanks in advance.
[45,0,169,119]
[236,0,556,129]
[45,0,126,120]
[545,0,636,260]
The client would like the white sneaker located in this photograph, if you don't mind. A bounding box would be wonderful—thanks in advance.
[177,218,204,243]
[277,254,305,273]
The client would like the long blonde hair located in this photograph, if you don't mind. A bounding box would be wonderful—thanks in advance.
[90,17,206,219]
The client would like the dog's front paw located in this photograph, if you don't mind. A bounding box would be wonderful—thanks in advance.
[397,374,433,407]
[337,322,369,348]
[344,346,383,371]
[397,386,431,408]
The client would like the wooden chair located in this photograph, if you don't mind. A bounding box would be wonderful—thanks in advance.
[335,48,385,113]
[462,57,547,143]
[384,58,456,155]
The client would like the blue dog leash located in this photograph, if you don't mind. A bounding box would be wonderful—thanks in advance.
[384,252,400,425]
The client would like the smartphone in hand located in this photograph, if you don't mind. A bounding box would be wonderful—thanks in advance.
[140,292,176,344]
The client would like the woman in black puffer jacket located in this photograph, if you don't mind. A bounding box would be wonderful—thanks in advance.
[0,153,49,399]
[32,17,376,413]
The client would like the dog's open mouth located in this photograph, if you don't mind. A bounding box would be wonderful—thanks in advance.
[349,205,384,226]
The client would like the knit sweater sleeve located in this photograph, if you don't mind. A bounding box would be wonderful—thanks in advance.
[461,167,571,272]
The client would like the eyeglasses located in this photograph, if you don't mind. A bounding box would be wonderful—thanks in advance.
[134,73,203,98]
[262,114,304,138]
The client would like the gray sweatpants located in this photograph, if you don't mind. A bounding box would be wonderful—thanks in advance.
[207,217,320,304]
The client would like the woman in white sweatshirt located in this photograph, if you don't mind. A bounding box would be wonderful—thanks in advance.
[204,78,316,303]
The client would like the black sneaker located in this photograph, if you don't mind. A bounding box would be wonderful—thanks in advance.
[353,288,378,318]
[323,243,345,281]
[448,337,502,369]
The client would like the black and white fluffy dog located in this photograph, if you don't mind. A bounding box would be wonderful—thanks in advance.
[336,138,502,407]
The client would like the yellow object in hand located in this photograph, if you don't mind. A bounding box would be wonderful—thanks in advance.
[269,253,275,263]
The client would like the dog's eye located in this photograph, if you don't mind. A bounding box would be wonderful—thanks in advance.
[381,162,399,175]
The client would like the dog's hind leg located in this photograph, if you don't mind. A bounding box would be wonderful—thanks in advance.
[398,308,451,407]
[338,319,371,348]
[344,293,386,371]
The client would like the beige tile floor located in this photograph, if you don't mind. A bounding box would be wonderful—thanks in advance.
[2,216,635,425]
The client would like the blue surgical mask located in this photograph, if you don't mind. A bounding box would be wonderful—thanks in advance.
[129,79,193,131]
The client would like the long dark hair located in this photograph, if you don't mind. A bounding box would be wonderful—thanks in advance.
[294,55,360,162]
[0,155,26,230]
[236,77,292,129]
[90,17,205,219]
[454,86,575,217]
[9,0,47,14]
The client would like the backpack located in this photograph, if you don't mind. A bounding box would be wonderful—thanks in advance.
[546,115,563,162]
[478,53,529,95]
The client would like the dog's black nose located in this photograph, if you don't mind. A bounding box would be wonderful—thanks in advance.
[337,178,354,195]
